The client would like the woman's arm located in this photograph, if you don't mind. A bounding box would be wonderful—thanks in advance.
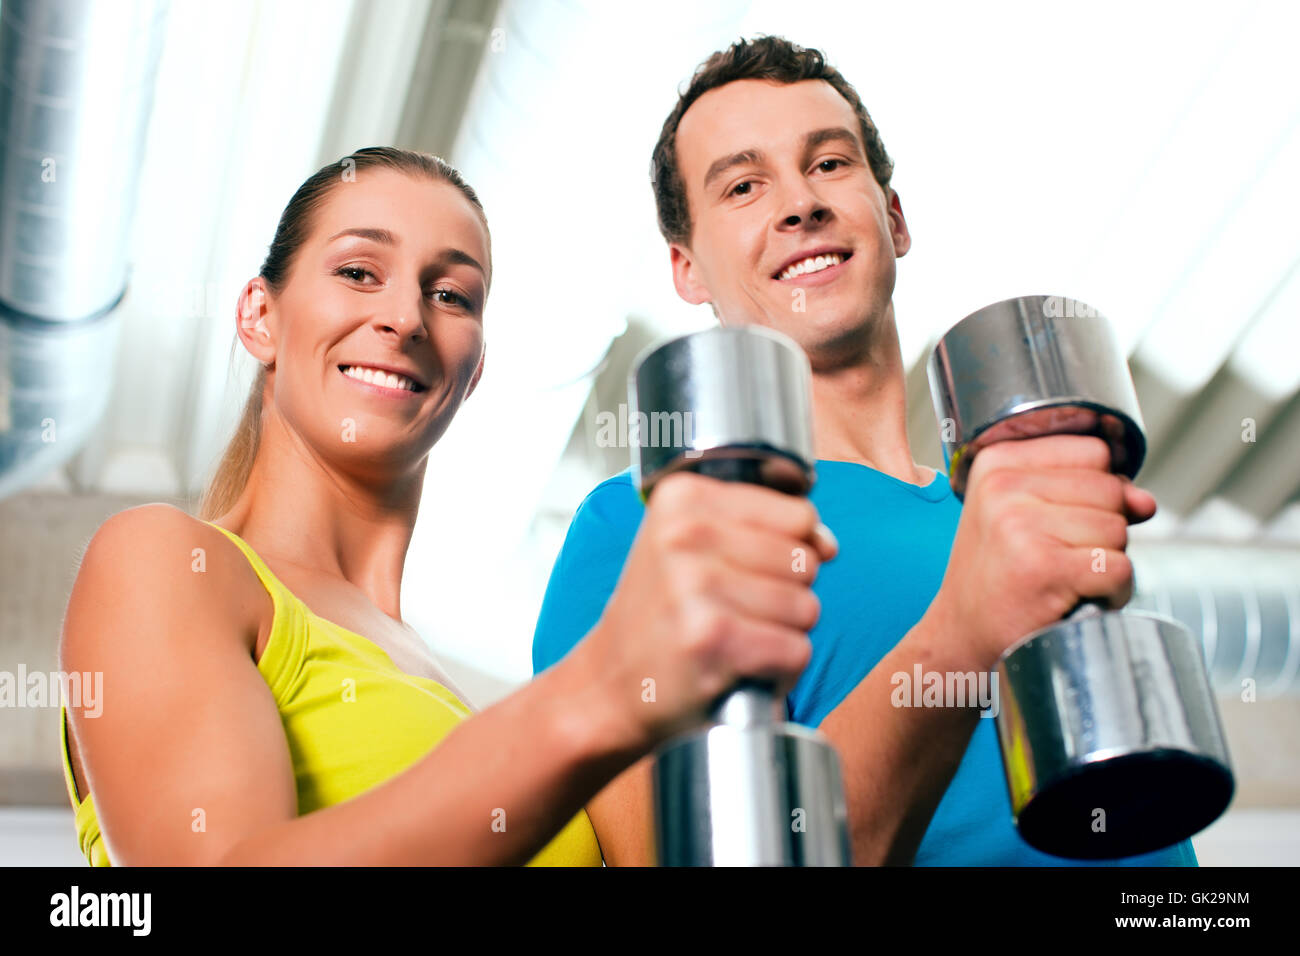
[62,475,832,866]
[62,504,642,866]
[216,634,641,866]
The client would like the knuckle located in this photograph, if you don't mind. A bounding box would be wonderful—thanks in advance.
[974,439,1013,473]
[1105,511,1129,548]
[660,514,709,551]
[780,631,814,676]
[684,602,731,656]
[1082,435,1114,469]
[1110,549,1134,583]
[693,563,723,597]
[669,558,709,599]
[796,547,821,579]
[655,471,704,510]
[995,503,1034,549]
[980,466,1022,501]
[798,589,822,630]
[1097,472,1125,510]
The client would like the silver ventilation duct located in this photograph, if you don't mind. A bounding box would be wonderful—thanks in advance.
[1131,585,1300,697]
[0,0,169,499]
[1130,543,1300,697]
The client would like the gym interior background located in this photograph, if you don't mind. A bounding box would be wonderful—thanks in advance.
[1,0,1297,865]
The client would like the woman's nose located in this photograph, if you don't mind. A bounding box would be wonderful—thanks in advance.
[377,311,426,343]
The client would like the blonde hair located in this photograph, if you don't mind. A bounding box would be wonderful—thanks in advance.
[195,147,488,521]
[197,363,267,521]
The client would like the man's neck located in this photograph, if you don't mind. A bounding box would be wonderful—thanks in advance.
[808,307,935,488]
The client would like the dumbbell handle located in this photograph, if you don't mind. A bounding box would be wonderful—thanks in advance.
[1068,601,1106,621]
[713,681,782,727]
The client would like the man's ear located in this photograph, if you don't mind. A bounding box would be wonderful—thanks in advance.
[466,347,485,399]
[237,278,275,367]
[669,243,712,306]
[888,187,912,258]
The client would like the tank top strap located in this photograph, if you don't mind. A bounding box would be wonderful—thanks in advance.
[202,521,289,598]
[59,704,81,806]
[201,520,305,703]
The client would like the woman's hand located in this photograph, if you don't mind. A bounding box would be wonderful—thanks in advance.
[580,471,838,753]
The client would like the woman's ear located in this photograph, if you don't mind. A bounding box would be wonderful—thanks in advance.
[237,278,275,366]
[466,347,485,399]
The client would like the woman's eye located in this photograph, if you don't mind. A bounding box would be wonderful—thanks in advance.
[337,266,374,282]
[429,287,471,308]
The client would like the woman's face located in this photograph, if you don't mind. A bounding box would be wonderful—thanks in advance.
[248,168,490,481]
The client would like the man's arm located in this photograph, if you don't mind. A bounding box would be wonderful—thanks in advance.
[822,436,1156,866]
[819,600,980,865]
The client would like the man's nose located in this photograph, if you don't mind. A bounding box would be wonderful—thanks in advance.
[775,183,831,230]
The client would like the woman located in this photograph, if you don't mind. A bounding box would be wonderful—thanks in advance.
[56,147,835,865]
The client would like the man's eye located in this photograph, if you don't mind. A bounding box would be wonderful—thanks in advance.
[817,159,845,173]
[729,180,754,197]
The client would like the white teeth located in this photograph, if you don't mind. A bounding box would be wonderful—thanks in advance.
[777,252,844,280]
[342,365,418,392]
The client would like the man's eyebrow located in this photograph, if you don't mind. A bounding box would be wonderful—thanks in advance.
[700,129,863,193]
[703,148,765,192]
[805,127,864,156]
[327,227,399,245]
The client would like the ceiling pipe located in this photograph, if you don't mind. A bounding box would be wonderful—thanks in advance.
[1130,542,1300,697]
[0,0,169,499]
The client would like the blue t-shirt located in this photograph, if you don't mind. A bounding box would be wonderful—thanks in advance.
[532,460,1197,866]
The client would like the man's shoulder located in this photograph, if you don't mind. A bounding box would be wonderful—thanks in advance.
[582,467,637,499]
[533,469,642,672]
[570,468,641,525]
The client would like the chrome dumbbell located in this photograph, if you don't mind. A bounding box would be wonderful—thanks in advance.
[928,294,1234,859]
[630,325,851,866]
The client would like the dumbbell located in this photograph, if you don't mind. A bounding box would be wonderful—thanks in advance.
[629,325,852,866]
[927,294,1235,858]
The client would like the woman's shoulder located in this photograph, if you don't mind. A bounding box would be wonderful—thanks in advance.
[67,503,265,657]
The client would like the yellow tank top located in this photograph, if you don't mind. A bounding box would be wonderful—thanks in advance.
[58,519,603,866]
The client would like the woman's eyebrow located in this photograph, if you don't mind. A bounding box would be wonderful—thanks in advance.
[327,228,484,278]
[328,227,398,246]
[439,247,487,278]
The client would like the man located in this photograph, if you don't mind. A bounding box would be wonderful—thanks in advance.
[533,35,1196,866]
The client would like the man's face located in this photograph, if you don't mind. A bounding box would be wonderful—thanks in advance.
[670,78,910,365]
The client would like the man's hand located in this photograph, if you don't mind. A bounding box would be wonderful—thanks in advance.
[927,433,1156,672]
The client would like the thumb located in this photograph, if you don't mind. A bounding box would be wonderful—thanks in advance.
[811,522,839,561]
[1122,478,1157,524]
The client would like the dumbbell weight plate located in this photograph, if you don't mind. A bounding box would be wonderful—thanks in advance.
[996,607,1235,858]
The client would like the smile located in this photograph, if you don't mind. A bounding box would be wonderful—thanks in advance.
[774,251,852,282]
[338,364,426,396]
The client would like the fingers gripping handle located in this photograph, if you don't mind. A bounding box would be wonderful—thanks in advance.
[629,327,818,731]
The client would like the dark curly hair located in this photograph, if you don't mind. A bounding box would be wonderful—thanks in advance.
[651,35,895,247]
